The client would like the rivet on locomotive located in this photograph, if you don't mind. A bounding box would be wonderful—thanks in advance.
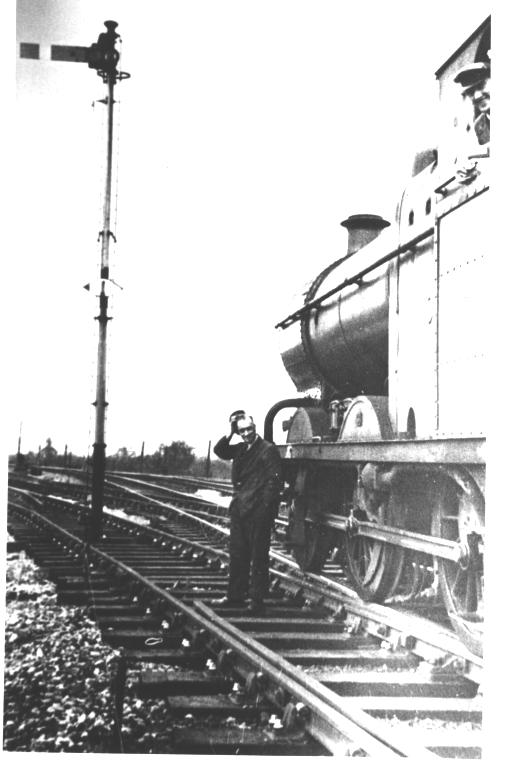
[268,18,490,657]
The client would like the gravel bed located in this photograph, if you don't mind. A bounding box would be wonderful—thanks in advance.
[3,550,176,752]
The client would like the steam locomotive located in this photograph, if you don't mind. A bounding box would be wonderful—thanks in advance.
[266,18,490,657]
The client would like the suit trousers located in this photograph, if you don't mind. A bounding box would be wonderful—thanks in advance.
[228,509,273,602]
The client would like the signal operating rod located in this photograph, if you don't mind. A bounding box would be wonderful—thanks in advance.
[90,21,130,542]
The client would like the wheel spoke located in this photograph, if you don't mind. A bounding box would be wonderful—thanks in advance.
[345,521,404,601]
[432,472,484,656]
[463,571,479,614]
[288,473,335,573]
[451,565,466,599]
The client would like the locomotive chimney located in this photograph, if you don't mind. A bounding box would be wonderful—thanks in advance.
[341,213,390,255]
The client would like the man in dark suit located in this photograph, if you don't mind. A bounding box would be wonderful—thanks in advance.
[214,411,282,615]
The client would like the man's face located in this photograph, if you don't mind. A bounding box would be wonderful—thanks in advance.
[466,77,490,114]
[238,419,256,445]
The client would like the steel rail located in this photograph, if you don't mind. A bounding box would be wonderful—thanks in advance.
[25,468,473,564]
[196,601,438,759]
[105,479,230,537]
[105,477,466,565]
[102,486,482,672]
[108,470,233,494]
[105,474,229,512]
[7,496,436,758]
[27,466,233,495]
[76,486,486,671]
[267,559,483,676]
[9,482,483,672]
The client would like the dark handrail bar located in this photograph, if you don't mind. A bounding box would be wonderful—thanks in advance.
[264,397,321,443]
[275,226,434,330]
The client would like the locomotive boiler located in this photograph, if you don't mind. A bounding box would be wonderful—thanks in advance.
[266,18,490,657]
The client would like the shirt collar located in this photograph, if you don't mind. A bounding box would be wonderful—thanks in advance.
[245,434,260,451]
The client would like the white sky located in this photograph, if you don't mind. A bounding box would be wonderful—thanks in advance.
[5,4,512,759]
[9,0,492,458]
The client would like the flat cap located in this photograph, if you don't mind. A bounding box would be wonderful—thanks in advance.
[454,61,490,87]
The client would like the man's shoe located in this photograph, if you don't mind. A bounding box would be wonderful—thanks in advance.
[212,596,245,607]
[246,600,266,616]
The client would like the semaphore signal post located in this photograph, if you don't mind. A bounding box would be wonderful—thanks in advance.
[20,21,130,542]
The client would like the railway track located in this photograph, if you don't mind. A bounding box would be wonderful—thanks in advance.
[40,466,233,496]
[10,471,483,674]
[7,477,482,757]
[19,471,482,655]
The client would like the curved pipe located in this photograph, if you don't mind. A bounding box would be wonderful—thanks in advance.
[264,397,322,443]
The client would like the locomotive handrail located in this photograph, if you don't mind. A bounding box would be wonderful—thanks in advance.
[264,397,321,442]
[275,226,434,330]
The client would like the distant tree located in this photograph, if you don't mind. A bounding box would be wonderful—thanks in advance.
[192,457,231,479]
[41,438,57,465]
[143,441,195,474]
[103,441,195,474]
[162,441,195,474]
[106,446,136,471]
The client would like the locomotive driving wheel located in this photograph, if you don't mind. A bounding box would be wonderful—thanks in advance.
[344,500,405,603]
[431,471,484,657]
[287,468,340,573]
[340,400,406,602]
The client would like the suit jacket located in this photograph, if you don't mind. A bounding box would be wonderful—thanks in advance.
[473,112,490,145]
[214,434,282,518]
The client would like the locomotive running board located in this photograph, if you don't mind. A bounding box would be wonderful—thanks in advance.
[279,436,484,465]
